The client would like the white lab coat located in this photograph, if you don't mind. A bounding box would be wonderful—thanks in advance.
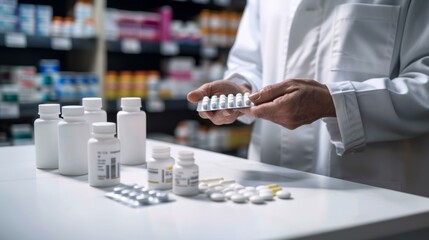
[224,0,429,197]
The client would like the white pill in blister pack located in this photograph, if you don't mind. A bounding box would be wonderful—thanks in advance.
[197,93,253,112]
[105,184,174,208]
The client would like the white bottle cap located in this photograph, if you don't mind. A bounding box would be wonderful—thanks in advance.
[92,122,116,134]
[121,97,141,109]
[178,150,194,160]
[38,103,60,114]
[152,146,170,158]
[62,106,84,116]
[82,97,102,110]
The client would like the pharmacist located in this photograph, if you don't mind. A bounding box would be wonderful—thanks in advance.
[188,1,429,197]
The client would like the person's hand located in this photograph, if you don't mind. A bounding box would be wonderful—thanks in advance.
[240,79,336,129]
[187,80,251,125]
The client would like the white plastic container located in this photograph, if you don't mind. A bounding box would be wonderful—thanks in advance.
[82,97,107,126]
[173,150,199,196]
[88,122,120,187]
[147,146,174,190]
[58,106,90,175]
[117,97,146,165]
[34,103,61,169]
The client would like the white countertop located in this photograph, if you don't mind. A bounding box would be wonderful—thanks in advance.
[1,139,429,240]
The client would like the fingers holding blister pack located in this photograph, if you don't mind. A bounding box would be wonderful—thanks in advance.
[197,93,254,112]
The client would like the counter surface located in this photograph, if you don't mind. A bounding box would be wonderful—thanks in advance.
[1,140,429,240]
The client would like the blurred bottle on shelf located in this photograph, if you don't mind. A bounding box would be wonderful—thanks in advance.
[105,71,118,100]
[174,120,251,154]
[199,9,241,47]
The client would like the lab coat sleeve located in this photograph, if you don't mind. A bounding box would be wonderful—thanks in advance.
[325,1,429,156]
[223,0,263,124]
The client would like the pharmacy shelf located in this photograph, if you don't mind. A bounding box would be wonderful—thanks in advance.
[0,101,81,120]
[0,33,96,51]
[106,40,222,58]
[106,99,197,112]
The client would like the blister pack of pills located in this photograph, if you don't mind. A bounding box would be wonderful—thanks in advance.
[196,93,254,112]
[105,184,174,208]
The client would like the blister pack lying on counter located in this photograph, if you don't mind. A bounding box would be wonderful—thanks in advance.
[196,93,254,112]
[105,184,174,208]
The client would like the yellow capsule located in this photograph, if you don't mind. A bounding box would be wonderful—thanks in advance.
[267,184,280,189]
[271,187,283,193]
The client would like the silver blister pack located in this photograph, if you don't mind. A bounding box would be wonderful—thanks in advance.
[196,93,254,112]
[105,184,174,208]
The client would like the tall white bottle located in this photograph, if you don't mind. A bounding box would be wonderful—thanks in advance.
[88,122,120,187]
[58,106,90,175]
[34,103,61,169]
[117,97,146,165]
[82,97,107,125]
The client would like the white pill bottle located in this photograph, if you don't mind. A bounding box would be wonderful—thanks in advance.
[58,106,90,175]
[147,146,174,190]
[34,103,61,169]
[88,122,120,187]
[117,97,146,165]
[82,97,107,126]
[173,150,199,196]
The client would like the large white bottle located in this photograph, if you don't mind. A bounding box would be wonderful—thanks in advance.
[82,97,107,125]
[58,106,90,175]
[34,103,61,169]
[88,122,120,187]
[117,97,146,165]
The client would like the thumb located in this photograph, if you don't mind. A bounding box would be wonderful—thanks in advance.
[249,83,285,105]
[187,83,212,103]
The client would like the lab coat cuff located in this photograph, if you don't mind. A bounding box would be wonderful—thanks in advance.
[325,81,366,156]
[224,72,259,93]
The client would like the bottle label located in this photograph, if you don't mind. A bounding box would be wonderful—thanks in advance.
[96,150,120,180]
[148,166,173,185]
[174,170,198,187]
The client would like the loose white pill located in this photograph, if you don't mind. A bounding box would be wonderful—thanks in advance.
[259,192,274,201]
[225,191,236,199]
[222,187,235,194]
[233,184,245,191]
[250,195,265,204]
[258,189,273,195]
[231,194,247,203]
[238,189,247,195]
[245,186,256,191]
[205,188,220,197]
[199,185,209,194]
[276,190,292,199]
[210,193,226,202]
[214,186,225,192]
[256,185,269,191]
[244,191,257,199]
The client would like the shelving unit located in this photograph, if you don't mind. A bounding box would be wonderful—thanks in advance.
[0,0,248,156]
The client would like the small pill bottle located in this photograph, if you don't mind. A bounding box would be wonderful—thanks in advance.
[88,122,120,187]
[173,150,199,196]
[82,97,107,126]
[147,146,174,190]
